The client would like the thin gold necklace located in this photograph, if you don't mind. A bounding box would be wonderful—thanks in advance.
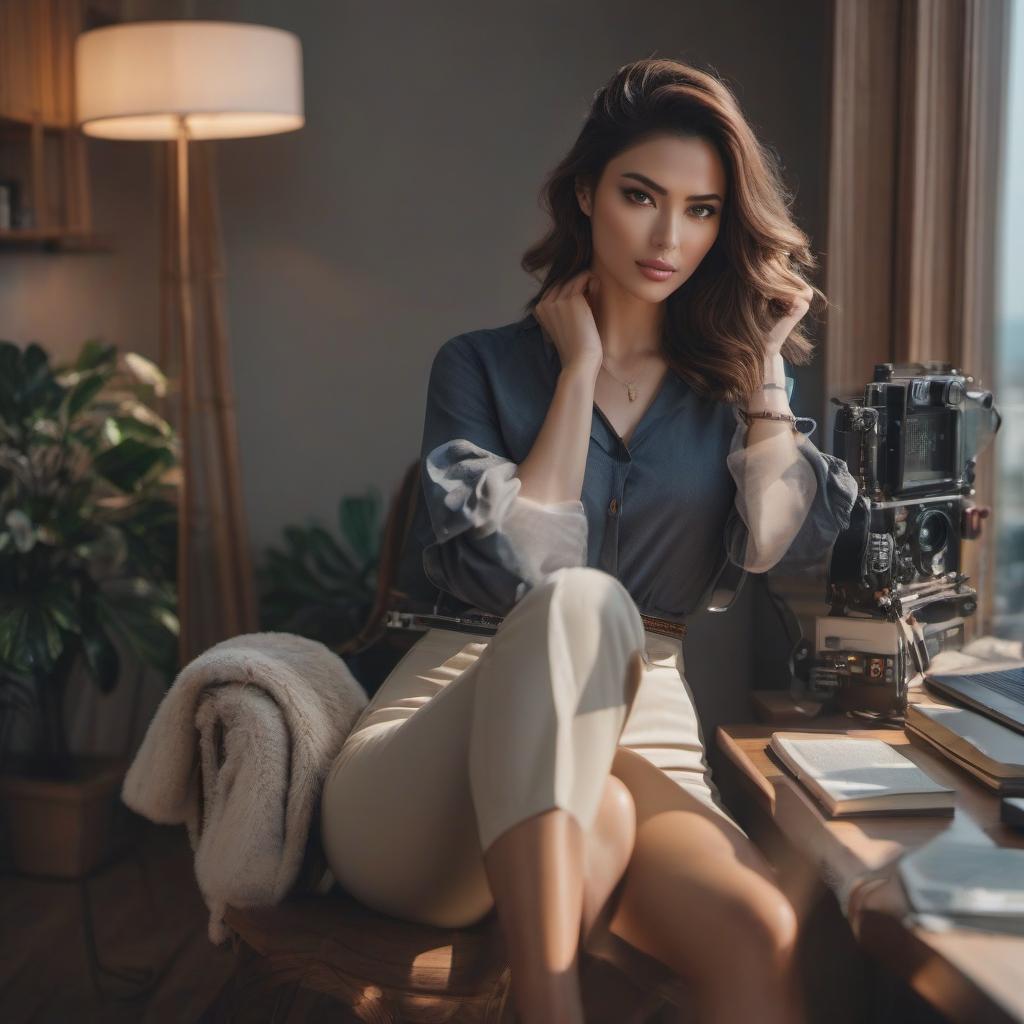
[598,358,638,401]
[600,358,642,402]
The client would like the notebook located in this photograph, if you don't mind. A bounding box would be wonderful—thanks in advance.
[768,732,956,818]
[898,836,1024,928]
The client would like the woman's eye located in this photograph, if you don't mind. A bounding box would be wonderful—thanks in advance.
[622,188,653,206]
[622,189,718,220]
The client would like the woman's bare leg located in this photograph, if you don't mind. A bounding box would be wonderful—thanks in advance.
[468,570,647,1021]
[606,747,805,1024]
[483,805,586,1023]
[482,771,638,1023]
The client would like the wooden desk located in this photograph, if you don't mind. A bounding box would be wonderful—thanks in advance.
[715,693,1024,1024]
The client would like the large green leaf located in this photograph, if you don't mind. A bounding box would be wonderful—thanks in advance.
[0,601,31,673]
[24,606,66,675]
[104,414,169,446]
[37,581,82,636]
[121,353,167,396]
[92,438,174,493]
[0,342,21,421]
[70,339,118,374]
[339,493,381,565]
[19,345,64,418]
[116,499,177,581]
[79,617,121,694]
[305,524,356,577]
[257,500,379,642]
[97,579,179,678]
[63,372,109,422]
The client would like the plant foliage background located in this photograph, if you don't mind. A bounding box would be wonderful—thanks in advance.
[0,339,179,763]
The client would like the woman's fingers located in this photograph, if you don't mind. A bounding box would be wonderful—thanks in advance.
[567,271,591,297]
[544,278,565,304]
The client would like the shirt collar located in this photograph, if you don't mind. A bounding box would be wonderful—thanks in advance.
[521,312,687,456]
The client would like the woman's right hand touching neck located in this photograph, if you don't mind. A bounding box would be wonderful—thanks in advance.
[533,270,604,375]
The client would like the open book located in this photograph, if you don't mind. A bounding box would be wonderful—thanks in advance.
[769,732,956,818]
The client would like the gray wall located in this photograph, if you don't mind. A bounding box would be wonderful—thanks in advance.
[0,142,161,366]
[2,0,833,757]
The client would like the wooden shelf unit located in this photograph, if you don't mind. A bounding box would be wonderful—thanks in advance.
[0,0,121,251]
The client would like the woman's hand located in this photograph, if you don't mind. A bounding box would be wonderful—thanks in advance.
[765,281,814,356]
[533,271,604,373]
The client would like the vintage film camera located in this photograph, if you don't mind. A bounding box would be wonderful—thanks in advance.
[796,361,1001,721]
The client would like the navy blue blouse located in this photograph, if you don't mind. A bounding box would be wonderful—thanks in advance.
[396,312,858,624]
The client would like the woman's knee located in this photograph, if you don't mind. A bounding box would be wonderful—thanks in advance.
[650,883,799,987]
[712,884,800,973]
[590,774,636,854]
[542,564,630,601]
[530,566,644,641]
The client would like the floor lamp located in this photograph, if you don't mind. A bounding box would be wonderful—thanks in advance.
[74,20,304,666]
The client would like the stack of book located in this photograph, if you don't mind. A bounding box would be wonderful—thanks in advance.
[904,703,1024,795]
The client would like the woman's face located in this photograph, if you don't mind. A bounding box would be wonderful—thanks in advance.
[576,132,727,303]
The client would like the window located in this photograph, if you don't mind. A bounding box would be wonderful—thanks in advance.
[994,0,1024,639]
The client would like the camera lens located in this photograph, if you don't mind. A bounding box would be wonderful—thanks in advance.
[915,508,950,564]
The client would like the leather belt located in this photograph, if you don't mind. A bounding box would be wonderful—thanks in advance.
[639,613,688,641]
[385,609,686,642]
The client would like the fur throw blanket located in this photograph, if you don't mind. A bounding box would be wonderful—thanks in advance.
[121,631,368,944]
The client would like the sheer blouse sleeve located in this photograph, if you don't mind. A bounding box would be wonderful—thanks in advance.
[723,369,859,575]
[419,335,589,614]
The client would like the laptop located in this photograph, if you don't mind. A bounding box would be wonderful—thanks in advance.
[925,666,1024,735]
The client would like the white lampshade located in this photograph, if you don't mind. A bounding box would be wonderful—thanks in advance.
[75,20,304,140]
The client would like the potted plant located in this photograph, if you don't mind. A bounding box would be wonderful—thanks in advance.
[258,489,381,643]
[0,337,180,877]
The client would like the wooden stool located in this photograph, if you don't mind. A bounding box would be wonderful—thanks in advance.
[215,888,511,1022]
[208,885,692,1023]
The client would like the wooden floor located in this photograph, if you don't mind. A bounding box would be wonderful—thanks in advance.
[1,805,946,1023]
[0,811,679,1024]
[0,815,236,1023]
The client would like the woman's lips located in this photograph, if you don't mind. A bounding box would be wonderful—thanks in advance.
[636,262,675,282]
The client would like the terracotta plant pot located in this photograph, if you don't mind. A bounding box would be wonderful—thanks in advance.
[0,755,131,878]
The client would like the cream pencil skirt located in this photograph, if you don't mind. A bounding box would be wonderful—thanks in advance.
[320,565,746,930]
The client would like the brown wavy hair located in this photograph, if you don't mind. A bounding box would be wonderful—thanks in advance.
[520,57,827,403]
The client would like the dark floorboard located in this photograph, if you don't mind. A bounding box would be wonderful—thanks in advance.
[1,814,235,1023]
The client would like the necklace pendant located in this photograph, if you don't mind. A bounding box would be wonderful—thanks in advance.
[627,383,637,402]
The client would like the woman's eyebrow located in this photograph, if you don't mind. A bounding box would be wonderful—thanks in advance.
[621,171,722,202]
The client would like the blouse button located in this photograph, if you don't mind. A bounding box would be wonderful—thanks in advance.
[608,498,618,516]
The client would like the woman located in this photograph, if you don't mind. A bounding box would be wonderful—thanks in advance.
[320,57,858,1023]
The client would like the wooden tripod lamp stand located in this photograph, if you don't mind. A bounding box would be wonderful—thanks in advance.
[74,20,304,666]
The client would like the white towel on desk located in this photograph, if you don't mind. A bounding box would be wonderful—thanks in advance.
[121,631,368,944]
